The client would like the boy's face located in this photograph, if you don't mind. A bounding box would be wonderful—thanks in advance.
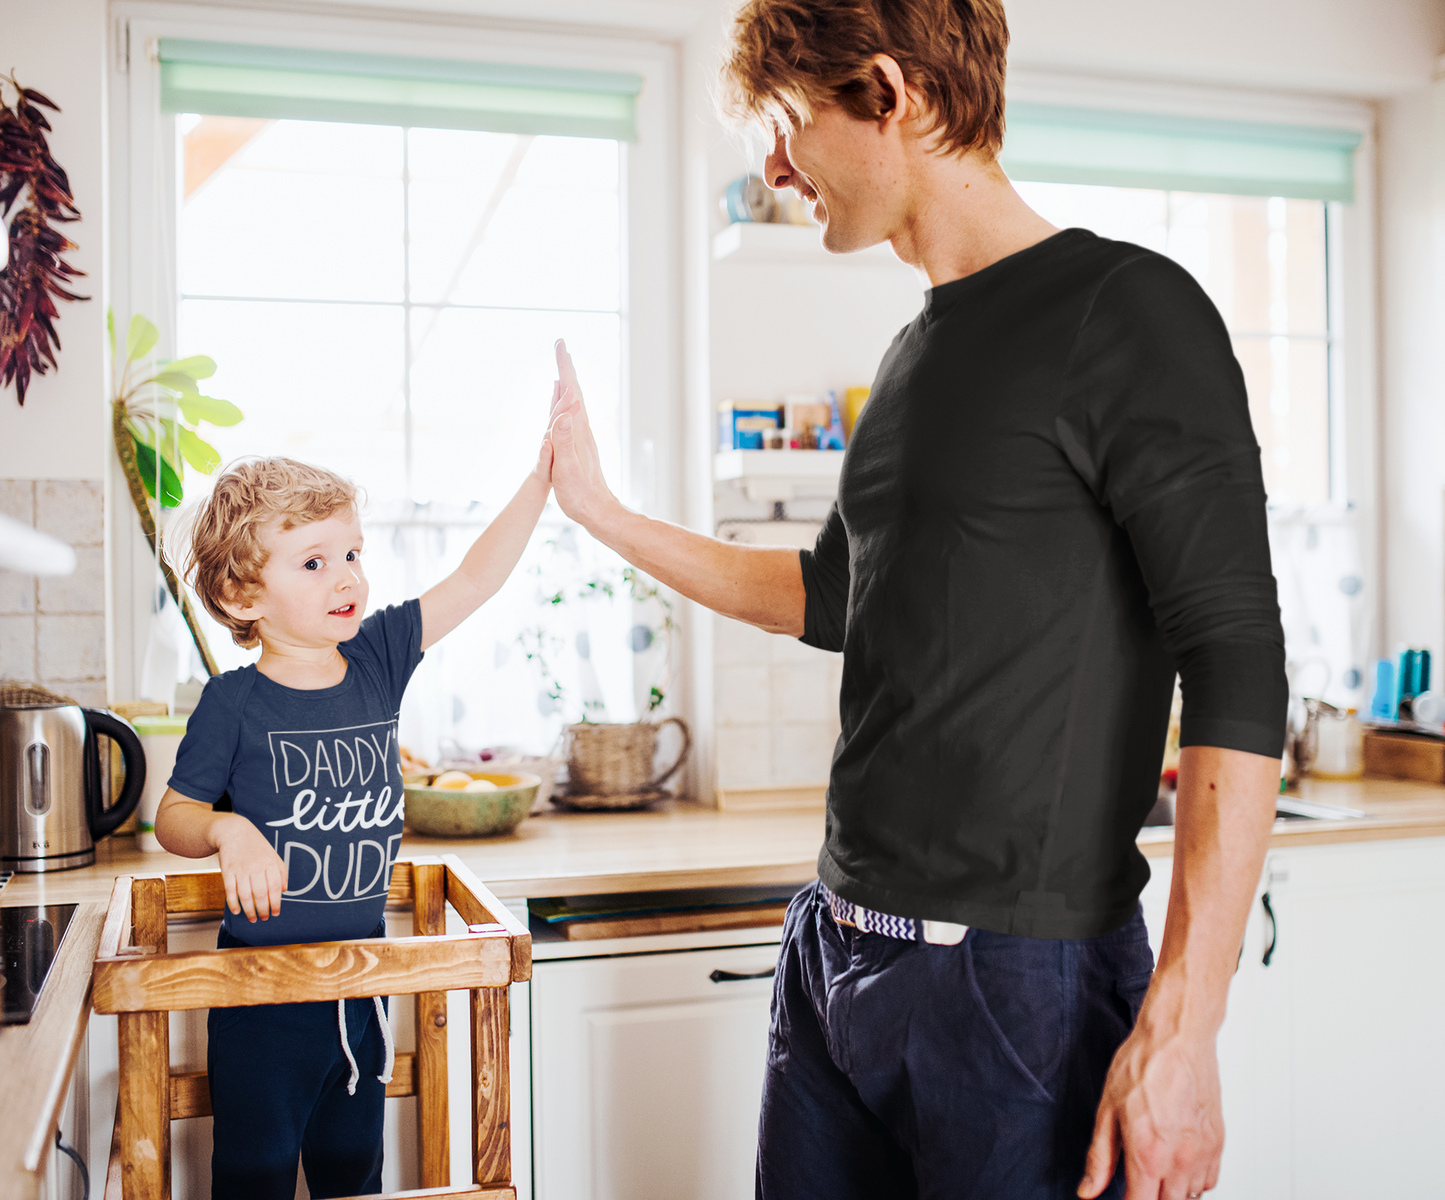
[234,508,369,649]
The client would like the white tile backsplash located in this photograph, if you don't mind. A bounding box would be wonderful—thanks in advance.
[711,609,842,798]
[771,721,839,786]
[36,544,105,614]
[35,479,104,546]
[0,480,35,523]
[770,661,836,723]
[1,479,107,700]
[37,612,107,680]
[0,570,35,616]
[716,663,771,726]
[0,614,36,678]
[716,723,776,788]
[714,613,775,666]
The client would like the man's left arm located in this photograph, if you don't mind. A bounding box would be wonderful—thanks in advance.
[1077,743,1278,1200]
[1059,255,1290,1200]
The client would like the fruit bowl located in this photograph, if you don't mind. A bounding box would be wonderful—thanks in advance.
[402,770,540,838]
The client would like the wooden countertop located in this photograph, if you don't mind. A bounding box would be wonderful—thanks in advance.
[0,901,107,1200]
[5,774,1444,914]
[1,772,1442,1195]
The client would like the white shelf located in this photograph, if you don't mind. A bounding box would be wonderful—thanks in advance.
[714,449,843,502]
[711,221,906,266]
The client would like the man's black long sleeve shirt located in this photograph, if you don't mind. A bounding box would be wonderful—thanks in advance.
[799,228,1288,939]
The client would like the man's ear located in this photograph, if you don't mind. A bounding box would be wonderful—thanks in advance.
[869,54,913,132]
[867,55,901,130]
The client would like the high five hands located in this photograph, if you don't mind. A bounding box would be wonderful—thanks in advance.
[544,339,618,528]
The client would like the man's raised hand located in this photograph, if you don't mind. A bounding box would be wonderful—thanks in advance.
[546,339,619,529]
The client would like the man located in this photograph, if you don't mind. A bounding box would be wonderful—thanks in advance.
[544,0,1288,1195]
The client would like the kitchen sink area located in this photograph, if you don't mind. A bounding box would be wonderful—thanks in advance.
[1144,793,1370,827]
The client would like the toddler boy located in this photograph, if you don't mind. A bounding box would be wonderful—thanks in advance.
[156,446,550,1200]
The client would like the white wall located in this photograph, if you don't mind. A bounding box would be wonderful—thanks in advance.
[0,0,109,480]
[1378,74,1445,662]
[1006,0,1445,97]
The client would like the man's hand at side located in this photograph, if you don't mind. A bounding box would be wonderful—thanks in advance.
[1078,745,1279,1200]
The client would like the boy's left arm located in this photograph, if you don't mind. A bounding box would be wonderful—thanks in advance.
[419,440,552,651]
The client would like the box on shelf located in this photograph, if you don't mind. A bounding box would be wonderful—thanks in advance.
[718,402,783,450]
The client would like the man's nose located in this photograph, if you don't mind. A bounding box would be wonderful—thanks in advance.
[764,131,793,190]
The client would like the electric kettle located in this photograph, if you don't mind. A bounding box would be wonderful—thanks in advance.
[0,705,146,872]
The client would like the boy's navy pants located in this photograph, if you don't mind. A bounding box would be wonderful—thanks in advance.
[208,923,389,1200]
[756,881,1155,1199]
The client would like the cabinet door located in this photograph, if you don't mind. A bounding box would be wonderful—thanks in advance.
[1137,857,1290,1200]
[1268,838,1445,1198]
[531,943,782,1200]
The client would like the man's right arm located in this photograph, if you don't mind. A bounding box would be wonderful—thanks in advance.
[546,341,806,636]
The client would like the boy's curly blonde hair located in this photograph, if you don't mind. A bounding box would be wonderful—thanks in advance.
[170,457,360,650]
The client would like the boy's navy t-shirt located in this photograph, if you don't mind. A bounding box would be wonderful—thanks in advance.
[169,600,424,946]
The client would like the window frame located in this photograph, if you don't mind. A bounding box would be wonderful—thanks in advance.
[1006,67,1381,627]
[107,3,681,705]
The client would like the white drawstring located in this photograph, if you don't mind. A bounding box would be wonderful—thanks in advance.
[373,995,395,1085]
[338,999,361,1095]
[337,997,396,1096]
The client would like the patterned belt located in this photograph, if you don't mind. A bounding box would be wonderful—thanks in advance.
[821,884,969,946]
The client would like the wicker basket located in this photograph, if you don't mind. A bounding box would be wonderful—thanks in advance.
[563,717,691,809]
[0,680,76,708]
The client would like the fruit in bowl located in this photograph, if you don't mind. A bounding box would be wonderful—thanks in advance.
[403,769,540,837]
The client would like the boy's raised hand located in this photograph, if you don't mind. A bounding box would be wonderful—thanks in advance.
[212,813,288,922]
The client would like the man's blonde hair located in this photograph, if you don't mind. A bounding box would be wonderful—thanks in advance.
[171,457,360,650]
[718,0,1009,158]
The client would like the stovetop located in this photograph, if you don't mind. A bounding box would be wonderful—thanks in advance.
[1,902,78,1025]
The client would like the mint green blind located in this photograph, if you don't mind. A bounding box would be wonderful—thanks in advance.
[158,39,643,142]
[1000,103,1361,202]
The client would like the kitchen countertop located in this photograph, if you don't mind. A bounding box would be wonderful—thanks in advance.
[4,773,1445,914]
[2,771,1443,1197]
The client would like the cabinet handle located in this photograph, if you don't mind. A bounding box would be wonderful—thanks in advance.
[1261,891,1277,967]
[55,1130,90,1200]
[709,967,776,983]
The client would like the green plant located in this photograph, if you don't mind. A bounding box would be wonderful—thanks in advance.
[109,311,241,507]
[109,310,243,675]
[1,76,88,404]
[516,557,677,723]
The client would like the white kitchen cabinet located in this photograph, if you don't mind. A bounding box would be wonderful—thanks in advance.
[529,939,783,1200]
[1140,836,1445,1199]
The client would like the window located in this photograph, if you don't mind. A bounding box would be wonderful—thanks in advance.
[1013,182,1332,506]
[1000,101,1361,509]
[110,19,678,757]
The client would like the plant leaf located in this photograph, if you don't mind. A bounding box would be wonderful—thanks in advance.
[131,436,184,508]
[152,370,199,395]
[164,355,217,380]
[178,394,243,427]
[178,427,222,474]
[125,315,159,363]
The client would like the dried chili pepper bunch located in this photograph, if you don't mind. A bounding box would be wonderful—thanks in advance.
[0,75,88,405]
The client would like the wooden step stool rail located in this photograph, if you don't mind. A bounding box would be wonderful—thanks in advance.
[92,855,530,1200]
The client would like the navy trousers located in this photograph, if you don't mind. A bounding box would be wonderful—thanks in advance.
[208,923,389,1200]
[756,882,1155,1200]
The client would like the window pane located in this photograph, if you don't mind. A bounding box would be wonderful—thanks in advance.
[180,118,404,302]
[408,130,620,310]
[1233,335,1329,505]
[408,307,622,507]
[177,299,407,497]
[1011,177,1332,504]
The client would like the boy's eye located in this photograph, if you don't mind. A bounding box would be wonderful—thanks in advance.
[346,550,359,562]
[304,558,321,571]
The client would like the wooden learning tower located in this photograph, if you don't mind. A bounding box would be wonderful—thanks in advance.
[91,854,529,1200]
